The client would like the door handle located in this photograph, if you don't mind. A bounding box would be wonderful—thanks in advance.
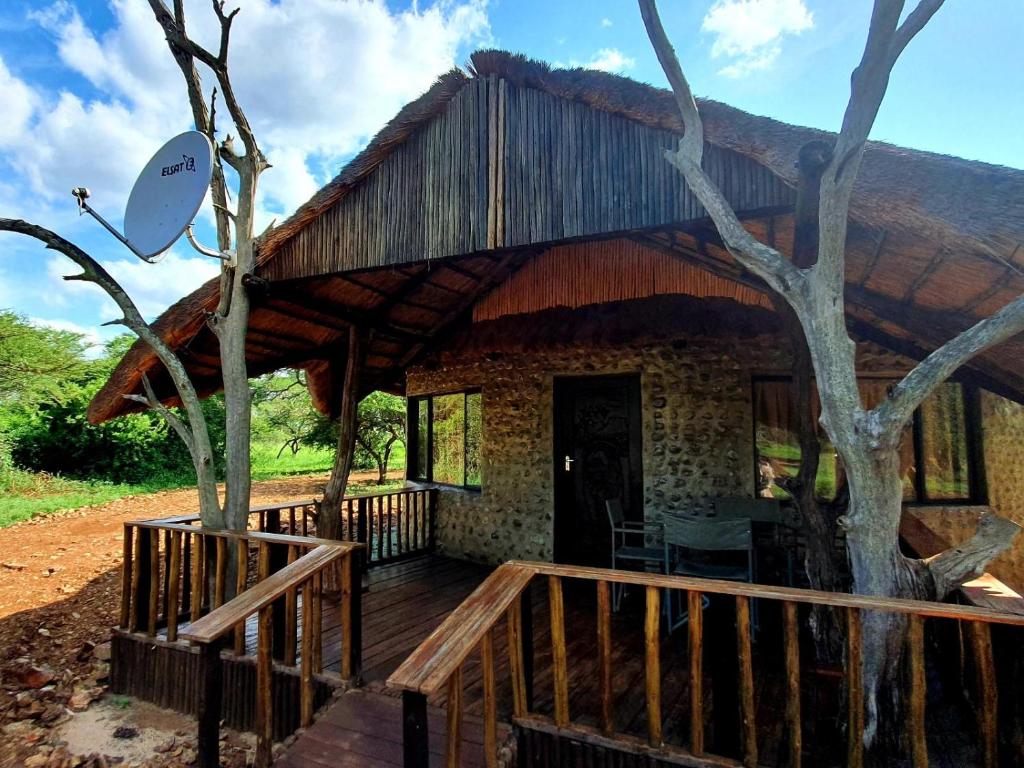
[564,455,574,472]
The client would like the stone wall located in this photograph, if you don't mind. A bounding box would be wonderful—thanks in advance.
[407,323,1024,585]
[407,335,787,565]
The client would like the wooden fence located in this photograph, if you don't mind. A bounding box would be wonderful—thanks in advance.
[161,487,437,566]
[388,561,1024,768]
[118,520,362,768]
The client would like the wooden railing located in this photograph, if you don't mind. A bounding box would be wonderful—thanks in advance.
[388,561,1024,768]
[118,521,362,768]
[159,487,437,566]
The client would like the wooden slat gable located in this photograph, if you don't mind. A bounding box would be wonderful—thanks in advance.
[261,77,794,283]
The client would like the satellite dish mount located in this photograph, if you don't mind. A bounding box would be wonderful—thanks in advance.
[73,131,233,265]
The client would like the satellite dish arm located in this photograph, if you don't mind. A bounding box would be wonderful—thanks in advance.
[73,190,153,263]
[186,226,234,263]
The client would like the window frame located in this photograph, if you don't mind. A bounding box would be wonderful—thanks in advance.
[407,388,482,491]
[750,376,987,506]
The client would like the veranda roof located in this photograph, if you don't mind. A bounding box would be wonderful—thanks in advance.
[88,50,1024,423]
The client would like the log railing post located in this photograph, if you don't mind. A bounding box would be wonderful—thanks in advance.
[300,577,315,728]
[255,603,274,768]
[597,580,614,735]
[284,545,299,666]
[783,601,802,768]
[132,527,151,634]
[357,496,369,555]
[147,529,159,636]
[233,538,249,655]
[736,595,758,768]
[445,667,463,768]
[970,621,998,768]
[166,531,182,642]
[688,590,704,756]
[645,585,663,747]
[403,690,430,768]
[342,550,363,681]
[196,642,223,768]
[548,575,570,727]
[428,489,438,552]
[120,524,133,629]
[907,613,928,768]
[481,630,498,768]
[521,580,535,711]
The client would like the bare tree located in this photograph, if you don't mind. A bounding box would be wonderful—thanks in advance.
[0,219,223,524]
[146,0,270,530]
[639,0,1021,751]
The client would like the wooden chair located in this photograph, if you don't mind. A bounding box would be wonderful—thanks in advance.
[606,499,664,610]
[713,497,796,586]
[663,516,755,631]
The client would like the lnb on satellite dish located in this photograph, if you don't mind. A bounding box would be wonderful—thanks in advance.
[73,130,221,264]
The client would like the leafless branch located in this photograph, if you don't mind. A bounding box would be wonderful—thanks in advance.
[875,293,1024,431]
[638,0,805,299]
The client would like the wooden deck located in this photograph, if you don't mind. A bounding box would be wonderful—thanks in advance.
[275,554,993,768]
[276,555,830,766]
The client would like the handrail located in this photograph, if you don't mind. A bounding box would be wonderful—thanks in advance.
[388,559,1024,768]
[182,542,358,644]
[524,561,1024,627]
[128,520,343,550]
[131,486,437,567]
[389,563,538,694]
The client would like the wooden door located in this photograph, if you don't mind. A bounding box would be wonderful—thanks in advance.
[553,374,643,566]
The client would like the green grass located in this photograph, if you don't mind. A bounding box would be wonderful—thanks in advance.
[0,468,178,528]
[250,441,335,481]
[0,439,409,529]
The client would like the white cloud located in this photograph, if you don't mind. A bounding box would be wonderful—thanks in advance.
[702,0,813,78]
[601,18,613,28]
[8,0,491,223]
[560,48,636,74]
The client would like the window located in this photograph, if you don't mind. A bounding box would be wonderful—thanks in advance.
[408,390,482,489]
[753,378,983,505]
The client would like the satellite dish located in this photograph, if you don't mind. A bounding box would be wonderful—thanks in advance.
[122,131,214,261]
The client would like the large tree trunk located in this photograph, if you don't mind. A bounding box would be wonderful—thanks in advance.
[320,327,363,540]
[841,441,1020,761]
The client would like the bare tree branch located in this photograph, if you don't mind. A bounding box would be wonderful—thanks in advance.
[891,0,947,62]
[875,293,1024,431]
[637,0,805,300]
[124,374,195,453]
[920,513,1021,600]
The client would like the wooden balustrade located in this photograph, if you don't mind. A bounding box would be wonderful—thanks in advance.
[118,520,362,768]
[146,487,437,567]
[388,561,1024,768]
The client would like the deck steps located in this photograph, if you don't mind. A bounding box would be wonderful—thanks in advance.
[273,688,504,767]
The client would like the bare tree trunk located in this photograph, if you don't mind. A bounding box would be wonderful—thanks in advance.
[320,327,363,540]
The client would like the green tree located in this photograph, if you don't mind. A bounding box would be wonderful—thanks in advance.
[354,392,405,484]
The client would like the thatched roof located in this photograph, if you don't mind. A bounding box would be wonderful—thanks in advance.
[89,50,1024,423]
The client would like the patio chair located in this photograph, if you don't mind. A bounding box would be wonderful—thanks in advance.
[606,499,665,610]
[663,516,755,631]
[714,497,796,586]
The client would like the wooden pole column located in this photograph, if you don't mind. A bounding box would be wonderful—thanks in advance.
[321,326,365,547]
[196,642,223,768]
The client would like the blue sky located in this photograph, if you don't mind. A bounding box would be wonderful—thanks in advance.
[1,0,1021,353]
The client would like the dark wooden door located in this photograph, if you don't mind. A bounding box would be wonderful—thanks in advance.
[553,375,643,567]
